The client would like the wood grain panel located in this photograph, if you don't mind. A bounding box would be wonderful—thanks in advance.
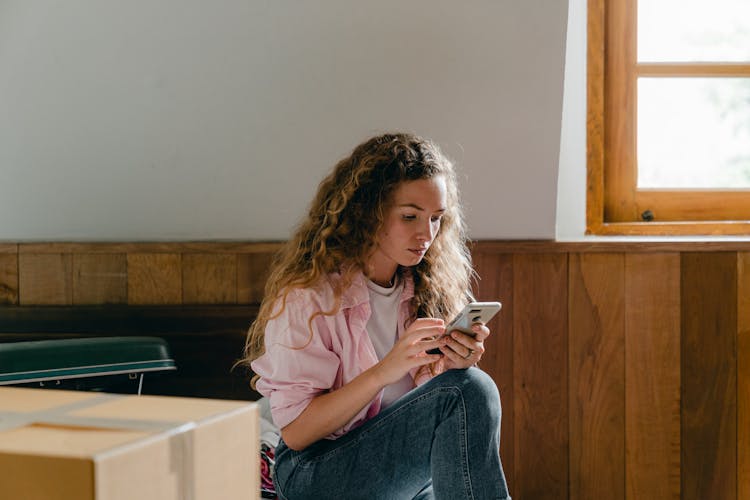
[472,251,514,493]
[5,240,750,496]
[127,253,182,305]
[182,254,237,304]
[473,239,750,254]
[569,253,625,500]
[19,242,284,254]
[739,252,750,500]
[72,254,127,305]
[681,252,737,500]
[625,253,681,499]
[603,0,637,223]
[14,239,750,256]
[0,254,19,305]
[586,0,605,233]
[18,254,73,305]
[513,253,568,499]
[237,252,275,304]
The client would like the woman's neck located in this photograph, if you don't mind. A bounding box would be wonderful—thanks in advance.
[364,255,398,289]
[365,263,398,288]
[369,274,395,288]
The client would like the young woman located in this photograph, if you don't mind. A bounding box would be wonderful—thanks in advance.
[242,133,510,499]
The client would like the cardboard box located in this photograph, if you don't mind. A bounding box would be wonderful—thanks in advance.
[0,387,259,500]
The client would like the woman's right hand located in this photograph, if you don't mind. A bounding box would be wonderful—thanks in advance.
[372,318,446,386]
[281,318,445,451]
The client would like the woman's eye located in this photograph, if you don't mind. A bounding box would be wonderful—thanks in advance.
[401,214,417,221]
[431,216,443,223]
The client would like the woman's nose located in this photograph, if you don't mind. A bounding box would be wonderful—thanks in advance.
[416,221,433,241]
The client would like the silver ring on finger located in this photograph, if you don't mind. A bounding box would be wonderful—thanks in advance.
[464,349,473,359]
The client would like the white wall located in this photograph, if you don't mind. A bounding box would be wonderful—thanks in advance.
[0,0,568,241]
[556,0,587,239]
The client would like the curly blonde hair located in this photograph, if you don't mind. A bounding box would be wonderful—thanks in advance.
[240,132,475,371]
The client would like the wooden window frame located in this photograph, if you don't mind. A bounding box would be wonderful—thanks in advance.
[587,0,750,235]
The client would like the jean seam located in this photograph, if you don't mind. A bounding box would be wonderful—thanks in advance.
[458,390,474,499]
[273,472,289,500]
[297,386,460,468]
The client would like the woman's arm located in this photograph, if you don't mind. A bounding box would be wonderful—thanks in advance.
[280,364,384,450]
[280,318,447,451]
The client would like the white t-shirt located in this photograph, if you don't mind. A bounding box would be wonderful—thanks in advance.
[366,277,415,409]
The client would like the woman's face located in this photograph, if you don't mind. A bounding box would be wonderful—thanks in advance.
[366,176,447,284]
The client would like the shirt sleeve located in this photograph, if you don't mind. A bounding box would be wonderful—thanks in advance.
[250,295,341,431]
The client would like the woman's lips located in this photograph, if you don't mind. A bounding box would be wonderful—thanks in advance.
[409,247,428,257]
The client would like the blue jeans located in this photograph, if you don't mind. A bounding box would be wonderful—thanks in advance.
[273,367,511,500]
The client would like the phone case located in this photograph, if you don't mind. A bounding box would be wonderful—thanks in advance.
[426,301,502,355]
[445,302,502,334]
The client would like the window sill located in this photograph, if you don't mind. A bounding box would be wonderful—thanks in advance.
[586,221,750,237]
[474,237,750,254]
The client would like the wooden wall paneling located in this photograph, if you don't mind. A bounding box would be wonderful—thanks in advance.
[127,253,182,305]
[182,253,237,304]
[513,253,569,499]
[7,240,750,496]
[472,251,515,493]
[738,252,750,500]
[625,253,680,499]
[18,254,73,305]
[0,251,19,305]
[237,252,275,304]
[17,242,284,255]
[568,253,625,500]
[72,254,127,305]
[681,252,737,500]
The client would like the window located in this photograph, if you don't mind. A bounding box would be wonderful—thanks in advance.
[587,0,750,235]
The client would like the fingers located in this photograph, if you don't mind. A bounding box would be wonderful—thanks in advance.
[410,317,445,328]
[403,319,493,367]
[470,323,490,342]
[391,319,447,363]
[414,352,444,366]
[379,334,443,384]
[447,323,490,341]
[444,330,485,360]
[438,345,473,365]
[414,341,446,356]
[404,319,446,343]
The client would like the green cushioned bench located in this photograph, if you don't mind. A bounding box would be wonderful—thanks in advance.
[0,336,176,395]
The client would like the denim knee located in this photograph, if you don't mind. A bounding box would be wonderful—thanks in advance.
[431,367,501,424]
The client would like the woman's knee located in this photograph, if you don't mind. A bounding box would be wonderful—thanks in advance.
[432,367,501,420]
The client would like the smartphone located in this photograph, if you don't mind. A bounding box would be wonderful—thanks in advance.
[426,301,502,355]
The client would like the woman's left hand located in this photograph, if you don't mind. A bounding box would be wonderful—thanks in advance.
[439,322,489,369]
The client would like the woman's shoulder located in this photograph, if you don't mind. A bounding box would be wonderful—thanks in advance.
[275,273,347,308]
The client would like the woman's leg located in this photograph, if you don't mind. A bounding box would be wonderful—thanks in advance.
[273,367,511,500]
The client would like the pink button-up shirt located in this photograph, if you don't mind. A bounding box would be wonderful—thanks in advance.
[251,271,440,440]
